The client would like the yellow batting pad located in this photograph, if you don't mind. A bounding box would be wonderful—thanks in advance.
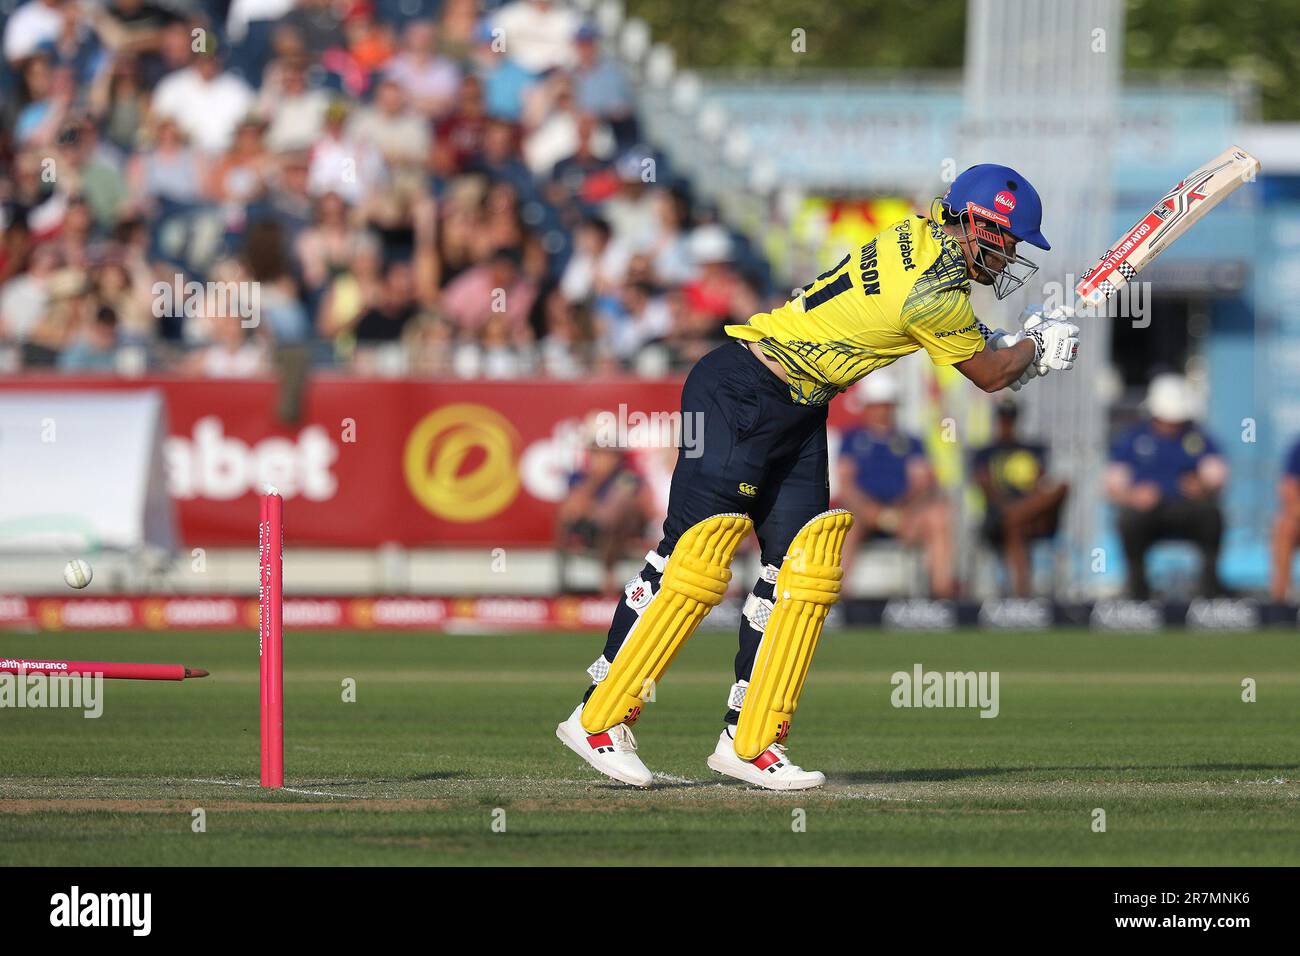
[733,509,852,760]
[582,513,752,733]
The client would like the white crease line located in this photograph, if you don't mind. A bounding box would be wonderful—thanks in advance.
[186,778,356,798]
[651,772,705,784]
[6,775,358,799]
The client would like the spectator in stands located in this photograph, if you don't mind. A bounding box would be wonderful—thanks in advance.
[972,398,1069,597]
[493,0,579,75]
[0,243,60,349]
[353,259,418,345]
[1106,373,1229,599]
[92,0,189,66]
[681,224,753,327]
[602,149,659,250]
[306,97,385,203]
[1270,437,1300,601]
[18,262,85,366]
[317,232,384,342]
[4,0,67,65]
[260,24,309,97]
[478,182,529,256]
[555,438,652,594]
[406,314,455,375]
[385,19,460,119]
[227,0,296,45]
[150,42,254,154]
[51,194,94,270]
[603,279,670,362]
[91,254,153,345]
[836,372,956,598]
[347,76,430,173]
[14,51,69,148]
[146,18,200,87]
[266,149,315,233]
[59,302,119,372]
[475,310,528,378]
[469,16,535,123]
[259,55,328,153]
[0,4,770,385]
[323,1,395,95]
[649,188,694,285]
[559,215,627,303]
[636,287,723,372]
[572,23,636,147]
[45,1,103,85]
[89,54,148,152]
[56,118,129,230]
[440,246,537,336]
[471,118,534,202]
[6,150,59,240]
[205,116,273,206]
[282,0,344,59]
[184,302,268,377]
[127,116,204,208]
[433,176,489,283]
[295,190,369,291]
[522,73,612,178]
[536,287,594,378]
[433,72,489,175]
[0,215,31,291]
[546,112,615,208]
[438,0,479,56]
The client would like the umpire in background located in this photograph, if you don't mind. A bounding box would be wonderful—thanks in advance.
[972,397,1068,596]
[1105,374,1229,599]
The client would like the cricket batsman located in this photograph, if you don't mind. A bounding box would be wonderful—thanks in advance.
[557,165,1081,789]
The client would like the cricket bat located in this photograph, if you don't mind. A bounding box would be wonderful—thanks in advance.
[1074,146,1261,307]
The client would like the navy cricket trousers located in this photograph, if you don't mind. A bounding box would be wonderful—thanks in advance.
[593,340,830,710]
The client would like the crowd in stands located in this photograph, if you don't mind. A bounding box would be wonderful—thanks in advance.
[0,0,775,376]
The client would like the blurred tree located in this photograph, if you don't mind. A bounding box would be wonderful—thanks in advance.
[1127,0,1297,120]
[626,0,1298,120]
[624,0,966,74]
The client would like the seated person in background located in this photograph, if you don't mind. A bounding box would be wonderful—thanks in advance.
[835,372,955,598]
[1105,373,1229,599]
[972,398,1069,597]
[1270,436,1300,601]
[555,441,653,595]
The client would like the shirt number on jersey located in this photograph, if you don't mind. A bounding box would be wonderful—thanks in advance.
[798,252,853,312]
[798,241,880,313]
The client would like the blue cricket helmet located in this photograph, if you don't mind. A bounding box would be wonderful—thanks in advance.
[942,164,1051,251]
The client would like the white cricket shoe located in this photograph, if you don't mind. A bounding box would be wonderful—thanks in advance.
[707,726,826,791]
[556,704,653,788]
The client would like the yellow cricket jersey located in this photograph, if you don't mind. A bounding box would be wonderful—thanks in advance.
[725,216,985,405]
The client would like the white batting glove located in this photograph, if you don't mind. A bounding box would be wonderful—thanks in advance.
[1019,306,1079,375]
[1026,318,1080,373]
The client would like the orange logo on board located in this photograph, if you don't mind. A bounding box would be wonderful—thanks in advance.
[403,404,522,522]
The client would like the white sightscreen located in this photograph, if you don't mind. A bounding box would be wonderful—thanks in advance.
[963,0,1124,594]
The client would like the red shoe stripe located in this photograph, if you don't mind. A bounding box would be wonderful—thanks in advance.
[752,749,782,771]
[586,732,613,750]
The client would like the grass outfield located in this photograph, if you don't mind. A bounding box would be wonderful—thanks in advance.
[1,627,1297,866]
